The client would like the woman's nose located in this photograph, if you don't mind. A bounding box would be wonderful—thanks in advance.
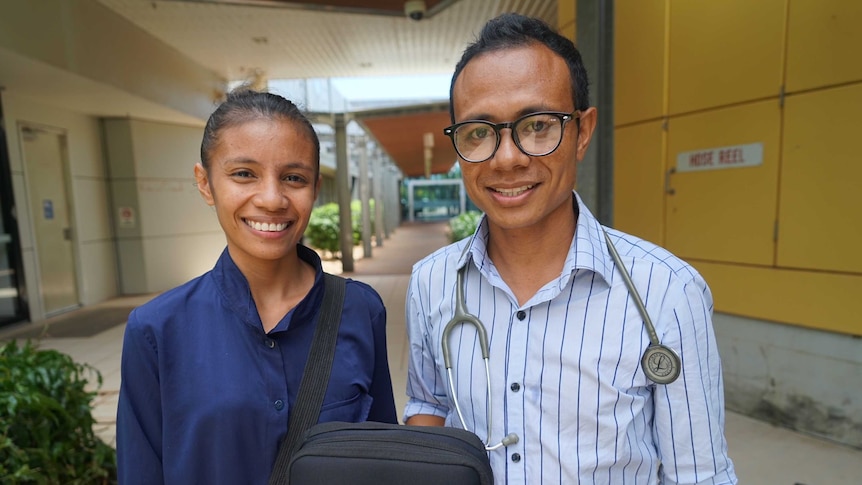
[254,177,288,209]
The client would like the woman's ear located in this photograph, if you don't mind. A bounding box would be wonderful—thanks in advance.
[194,163,215,206]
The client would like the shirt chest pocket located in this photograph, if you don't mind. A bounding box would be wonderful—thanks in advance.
[318,390,373,423]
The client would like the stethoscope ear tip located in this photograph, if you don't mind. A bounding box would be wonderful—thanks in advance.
[485,433,519,451]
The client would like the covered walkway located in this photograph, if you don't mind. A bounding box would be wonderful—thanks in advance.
[1,221,860,484]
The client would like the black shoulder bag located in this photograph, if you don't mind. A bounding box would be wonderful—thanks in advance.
[268,273,493,485]
[269,272,346,484]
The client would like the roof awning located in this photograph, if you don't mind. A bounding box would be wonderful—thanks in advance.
[354,102,458,178]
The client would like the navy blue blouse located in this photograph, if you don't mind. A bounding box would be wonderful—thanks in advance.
[116,246,397,484]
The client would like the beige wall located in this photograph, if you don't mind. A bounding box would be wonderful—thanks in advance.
[1,95,223,318]
[0,0,223,122]
[103,118,224,294]
[0,0,229,319]
[2,92,117,320]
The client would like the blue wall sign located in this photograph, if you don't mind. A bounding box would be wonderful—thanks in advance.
[43,199,54,220]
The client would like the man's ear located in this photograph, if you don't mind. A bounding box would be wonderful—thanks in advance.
[574,107,598,162]
[313,174,322,200]
[194,163,215,206]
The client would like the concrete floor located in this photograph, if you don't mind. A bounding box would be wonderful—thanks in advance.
[4,221,861,484]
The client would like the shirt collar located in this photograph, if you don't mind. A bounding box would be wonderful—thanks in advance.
[212,245,325,333]
[457,191,615,287]
[567,192,615,286]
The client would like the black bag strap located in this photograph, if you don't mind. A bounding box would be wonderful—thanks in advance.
[268,273,346,485]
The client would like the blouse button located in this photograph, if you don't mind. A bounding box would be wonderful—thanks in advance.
[265,339,276,349]
[510,382,521,392]
[516,310,526,321]
[274,399,285,411]
[511,453,521,463]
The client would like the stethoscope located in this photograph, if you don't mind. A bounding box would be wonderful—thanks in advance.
[441,230,682,452]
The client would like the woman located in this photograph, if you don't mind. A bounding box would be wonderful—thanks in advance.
[116,88,398,484]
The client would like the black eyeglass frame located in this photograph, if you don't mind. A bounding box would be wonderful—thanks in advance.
[443,110,581,163]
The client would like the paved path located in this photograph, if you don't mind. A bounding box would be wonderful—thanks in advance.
[2,220,860,484]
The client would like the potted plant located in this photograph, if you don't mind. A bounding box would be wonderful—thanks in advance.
[0,340,117,484]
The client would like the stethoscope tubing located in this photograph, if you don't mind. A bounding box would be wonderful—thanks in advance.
[441,230,682,451]
[602,230,682,384]
[603,230,660,345]
[442,251,495,449]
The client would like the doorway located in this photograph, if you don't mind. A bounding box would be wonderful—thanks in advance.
[0,101,28,326]
[20,124,80,316]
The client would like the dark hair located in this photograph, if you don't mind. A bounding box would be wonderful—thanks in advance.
[449,13,590,122]
[200,87,320,175]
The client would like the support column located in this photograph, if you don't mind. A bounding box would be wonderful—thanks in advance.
[385,162,399,237]
[372,147,385,246]
[407,179,415,222]
[358,138,372,258]
[334,113,354,272]
[384,163,395,237]
[392,172,402,232]
[575,0,614,225]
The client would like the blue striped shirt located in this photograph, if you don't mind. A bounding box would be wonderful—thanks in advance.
[405,193,737,484]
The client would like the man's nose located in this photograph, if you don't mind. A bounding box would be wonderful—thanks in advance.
[489,128,529,168]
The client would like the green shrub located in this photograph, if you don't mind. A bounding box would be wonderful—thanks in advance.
[305,200,376,255]
[304,203,341,253]
[449,211,482,242]
[0,340,117,484]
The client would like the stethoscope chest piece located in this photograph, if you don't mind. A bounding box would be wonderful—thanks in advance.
[603,229,682,385]
[641,344,681,384]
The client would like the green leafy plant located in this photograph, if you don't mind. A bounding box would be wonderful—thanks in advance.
[448,210,483,242]
[305,200,375,256]
[0,340,117,484]
[304,203,342,253]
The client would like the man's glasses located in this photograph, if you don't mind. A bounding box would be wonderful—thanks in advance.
[443,111,580,163]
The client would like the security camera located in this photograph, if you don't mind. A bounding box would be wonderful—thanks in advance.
[404,0,426,21]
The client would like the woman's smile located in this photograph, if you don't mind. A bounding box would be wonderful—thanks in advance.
[243,218,290,232]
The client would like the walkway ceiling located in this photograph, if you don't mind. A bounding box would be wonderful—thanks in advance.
[353,102,456,178]
[95,0,558,177]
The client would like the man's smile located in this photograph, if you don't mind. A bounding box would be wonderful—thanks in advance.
[489,184,536,197]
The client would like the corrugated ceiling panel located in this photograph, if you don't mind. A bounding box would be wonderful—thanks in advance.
[98,0,556,80]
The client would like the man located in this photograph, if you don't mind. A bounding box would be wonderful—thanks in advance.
[404,13,737,484]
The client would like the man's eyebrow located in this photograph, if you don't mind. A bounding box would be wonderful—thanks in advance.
[515,106,559,117]
[454,111,490,122]
[457,106,559,123]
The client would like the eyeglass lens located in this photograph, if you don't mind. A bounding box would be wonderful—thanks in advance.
[453,113,565,162]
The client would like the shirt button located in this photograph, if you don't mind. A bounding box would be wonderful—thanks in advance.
[516,310,526,321]
[511,453,521,463]
[274,399,284,411]
[510,382,521,392]
[265,339,276,349]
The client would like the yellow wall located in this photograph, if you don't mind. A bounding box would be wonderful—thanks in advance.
[558,0,575,40]
[614,0,862,336]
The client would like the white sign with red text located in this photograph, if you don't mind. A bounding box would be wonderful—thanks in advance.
[118,206,136,228]
[676,142,763,172]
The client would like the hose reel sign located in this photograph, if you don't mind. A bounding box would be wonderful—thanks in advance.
[676,142,763,172]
